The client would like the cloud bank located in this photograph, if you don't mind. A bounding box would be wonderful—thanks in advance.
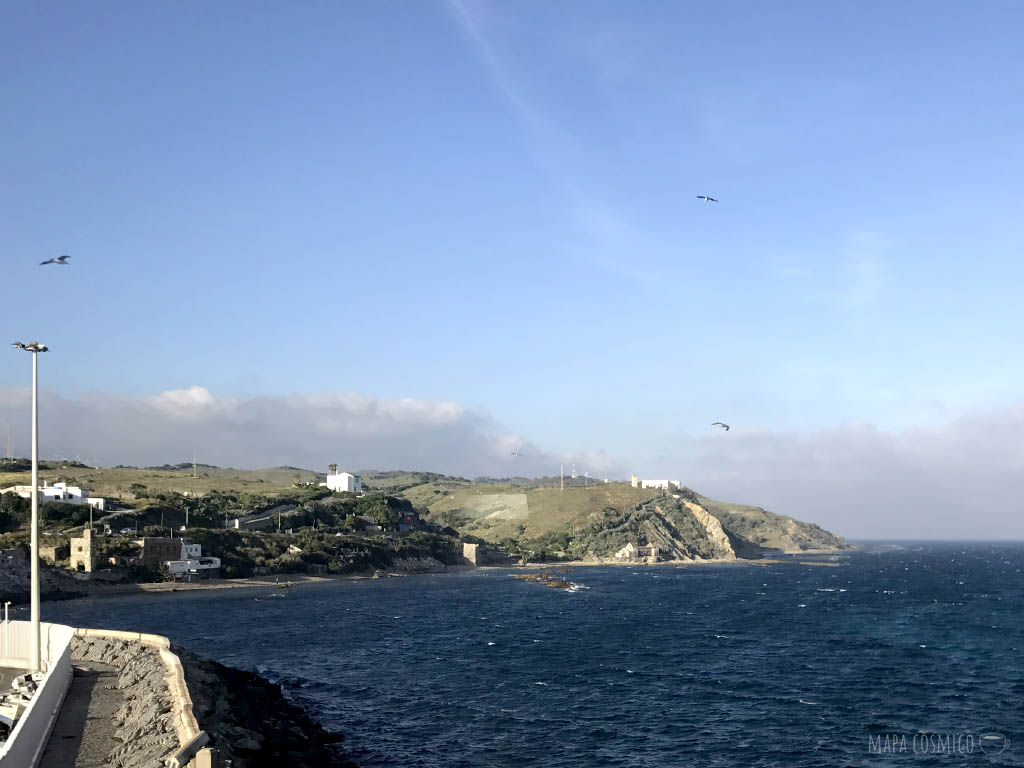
[2,386,1022,539]
[677,406,1024,540]
[0,386,621,481]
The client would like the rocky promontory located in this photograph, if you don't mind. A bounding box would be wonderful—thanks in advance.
[177,646,358,768]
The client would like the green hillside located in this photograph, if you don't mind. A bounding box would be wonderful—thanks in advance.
[402,479,848,561]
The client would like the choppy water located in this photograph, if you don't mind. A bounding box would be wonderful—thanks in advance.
[45,542,1024,767]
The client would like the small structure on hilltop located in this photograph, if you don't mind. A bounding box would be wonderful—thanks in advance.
[224,511,276,531]
[631,476,681,491]
[321,466,362,494]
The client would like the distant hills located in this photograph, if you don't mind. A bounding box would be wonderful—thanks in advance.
[0,462,848,562]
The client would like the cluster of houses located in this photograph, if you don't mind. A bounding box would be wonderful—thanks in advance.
[1,481,107,511]
[46,530,221,580]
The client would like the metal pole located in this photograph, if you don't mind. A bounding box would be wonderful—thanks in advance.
[30,350,40,672]
[1,418,10,461]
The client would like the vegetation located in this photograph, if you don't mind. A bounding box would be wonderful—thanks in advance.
[1,463,847,583]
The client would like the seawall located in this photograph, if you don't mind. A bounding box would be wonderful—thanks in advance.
[68,631,357,768]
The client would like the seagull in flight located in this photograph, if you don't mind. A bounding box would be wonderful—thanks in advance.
[510,451,526,457]
[711,422,730,431]
[40,255,70,266]
[696,195,718,203]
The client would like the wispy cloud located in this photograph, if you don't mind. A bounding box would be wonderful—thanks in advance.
[445,0,574,162]
[444,0,665,283]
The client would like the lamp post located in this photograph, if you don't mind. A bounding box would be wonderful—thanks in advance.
[12,340,47,672]
[1,418,11,462]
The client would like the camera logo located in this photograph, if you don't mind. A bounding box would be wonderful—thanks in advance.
[979,733,1009,756]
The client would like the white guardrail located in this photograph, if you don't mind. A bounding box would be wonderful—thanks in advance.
[0,620,74,768]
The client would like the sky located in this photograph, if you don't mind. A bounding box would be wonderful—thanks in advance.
[2,1,1023,538]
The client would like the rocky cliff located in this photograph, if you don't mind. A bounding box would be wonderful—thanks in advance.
[567,491,848,560]
[414,479,848,561]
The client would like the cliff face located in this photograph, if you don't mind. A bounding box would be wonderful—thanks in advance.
[551,492,848,561]
[696,496,850,553]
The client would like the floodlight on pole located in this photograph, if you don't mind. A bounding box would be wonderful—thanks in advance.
[12,340,47,673]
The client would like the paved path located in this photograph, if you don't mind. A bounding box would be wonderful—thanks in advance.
[39,663,119,768]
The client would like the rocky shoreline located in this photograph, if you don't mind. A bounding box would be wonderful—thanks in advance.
[69,635,358,768]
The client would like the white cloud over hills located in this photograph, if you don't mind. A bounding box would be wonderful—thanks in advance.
[0,386,621,481]
[1,386,1022,540]
[679,406,1024,540]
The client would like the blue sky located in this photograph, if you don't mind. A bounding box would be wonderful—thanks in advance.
[3,2,1023,536]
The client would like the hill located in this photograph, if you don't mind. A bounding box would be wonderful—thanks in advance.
[0,462,848,566]
[401,480,848,561]
[0,462,319,503]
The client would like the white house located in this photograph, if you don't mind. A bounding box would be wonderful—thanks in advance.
[323,468,362,494]
[1,481,106,511]
[640,479,680,491]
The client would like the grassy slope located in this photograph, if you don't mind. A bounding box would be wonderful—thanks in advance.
[0,464,317,503]
[408,480,847,554]
[411,482,663,541]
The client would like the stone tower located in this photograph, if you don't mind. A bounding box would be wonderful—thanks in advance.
[69,528,94,572]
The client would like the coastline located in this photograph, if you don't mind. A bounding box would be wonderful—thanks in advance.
[18,548,852,606]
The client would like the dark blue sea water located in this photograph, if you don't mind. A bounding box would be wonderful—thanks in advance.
[42,543,1024,767]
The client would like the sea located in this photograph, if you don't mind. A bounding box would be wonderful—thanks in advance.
[43,542,1024,767]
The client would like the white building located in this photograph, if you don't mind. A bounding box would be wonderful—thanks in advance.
[163,540,220,578]
[322,468,362,494]
[640,479,680,491]
[182,542,202,559]
[165,556,222,578]
[1,481,106,511]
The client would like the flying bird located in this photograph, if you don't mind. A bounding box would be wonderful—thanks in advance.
[510,451,526,457]
[696,195,718,203]
[39,255,70,266]
[711,422,730,431]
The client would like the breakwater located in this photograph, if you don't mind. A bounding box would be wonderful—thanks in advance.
[68,632,357,768]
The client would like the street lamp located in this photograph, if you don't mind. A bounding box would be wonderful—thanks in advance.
[12,340,47,672]
[1,417,11,462]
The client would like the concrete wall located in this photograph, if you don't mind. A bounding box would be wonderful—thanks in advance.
[0,621,74,768]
